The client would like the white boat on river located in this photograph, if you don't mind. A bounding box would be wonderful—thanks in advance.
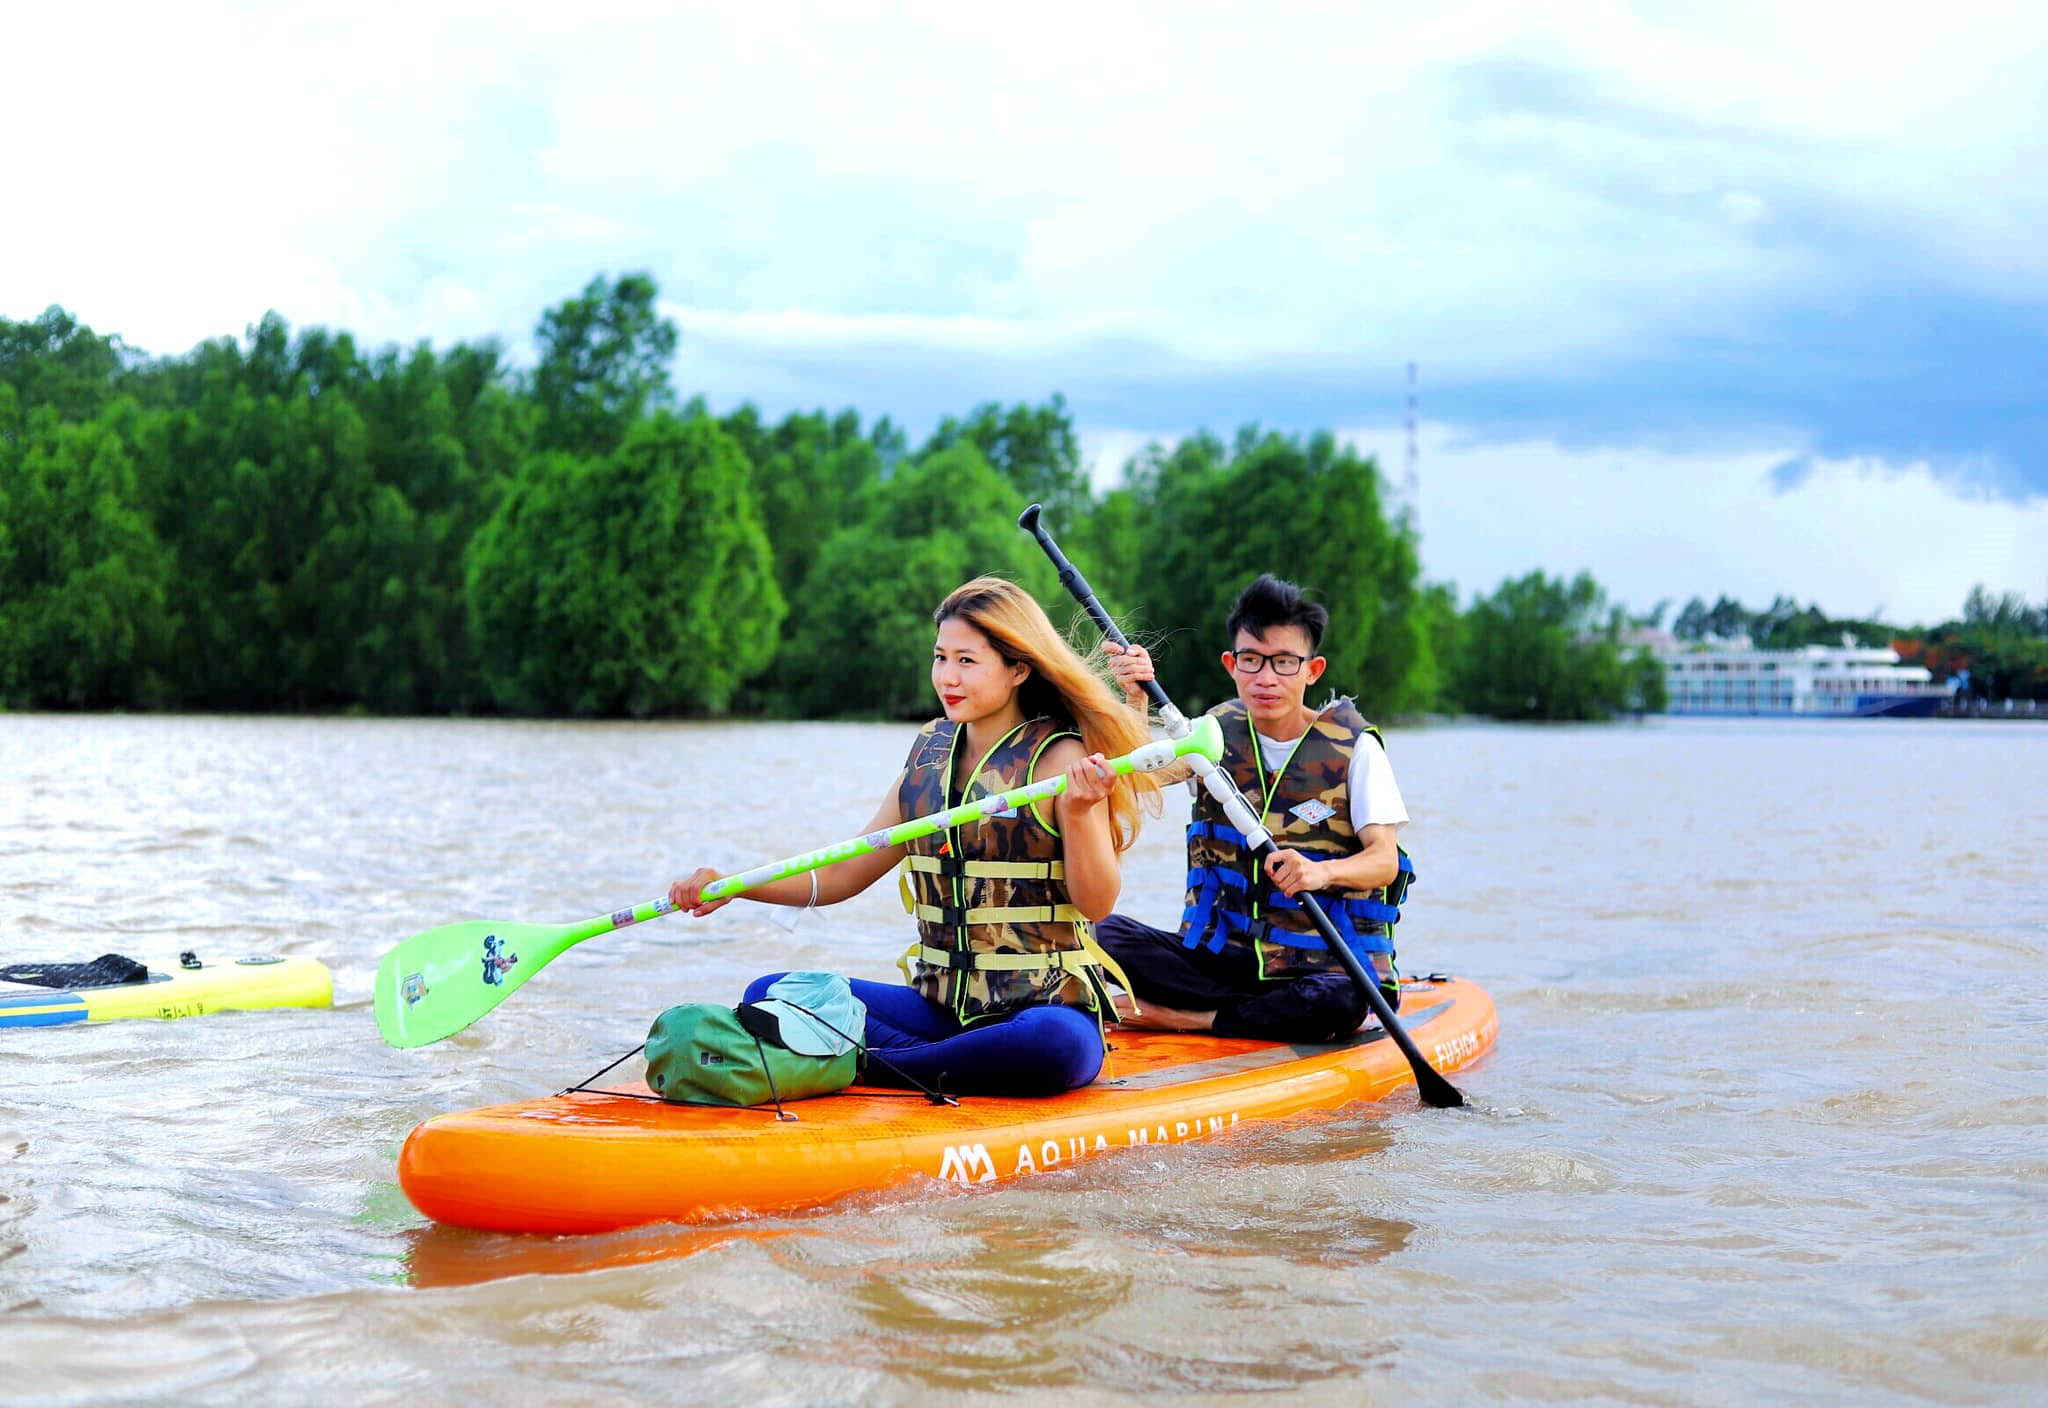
[1660,639,1952,717]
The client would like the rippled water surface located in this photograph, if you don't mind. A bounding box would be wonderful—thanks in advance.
[2,714,2043,1405]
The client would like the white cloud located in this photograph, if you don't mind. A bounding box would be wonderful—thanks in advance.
[1079,419,2048,626]
[1076,430,1162,489]
[1719,192,1768,226]
[1372,424,2046,624]
[664,304,1083,359]
[8,2,2047,363]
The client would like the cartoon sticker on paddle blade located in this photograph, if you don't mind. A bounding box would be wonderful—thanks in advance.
[402,972,429,1006]
[480,935,519,986]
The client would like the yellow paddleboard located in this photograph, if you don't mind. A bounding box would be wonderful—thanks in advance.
[0,954,332,1029]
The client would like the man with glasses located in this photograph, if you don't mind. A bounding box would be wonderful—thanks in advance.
[1096,574,1415,1042]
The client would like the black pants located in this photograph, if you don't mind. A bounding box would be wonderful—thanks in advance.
[1095,913,1379,1044]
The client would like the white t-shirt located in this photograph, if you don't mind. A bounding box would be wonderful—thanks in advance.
[1249,726,1409,833]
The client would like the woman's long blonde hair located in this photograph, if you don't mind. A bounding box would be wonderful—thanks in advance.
[935,576,1161,852]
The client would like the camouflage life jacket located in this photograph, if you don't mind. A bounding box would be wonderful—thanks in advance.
[895,715,1125,1028]
[1181,698,1416,999]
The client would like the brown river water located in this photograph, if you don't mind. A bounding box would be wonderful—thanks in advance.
[1,714,2043,1405]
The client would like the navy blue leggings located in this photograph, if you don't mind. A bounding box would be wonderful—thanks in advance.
[742,973,1102,1097]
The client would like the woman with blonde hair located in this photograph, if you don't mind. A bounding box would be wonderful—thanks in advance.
[668,576,1161,1096]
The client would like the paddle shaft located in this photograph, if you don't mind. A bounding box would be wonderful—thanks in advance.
[704,725,1212,901]
[1018,503,1466,1107]
[568,723,1221,943]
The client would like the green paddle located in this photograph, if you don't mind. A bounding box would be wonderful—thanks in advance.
[374,717,1225,1048]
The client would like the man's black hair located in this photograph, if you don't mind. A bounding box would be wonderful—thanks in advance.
[1225,574,1328,652]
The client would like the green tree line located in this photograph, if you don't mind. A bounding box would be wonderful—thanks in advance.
[1897,587,2048,704]
[3,275,1670,722]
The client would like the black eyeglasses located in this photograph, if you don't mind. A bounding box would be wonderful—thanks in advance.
[1230,649,1308,676]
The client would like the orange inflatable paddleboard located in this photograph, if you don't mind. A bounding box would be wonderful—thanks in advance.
[399,975,1496,1235]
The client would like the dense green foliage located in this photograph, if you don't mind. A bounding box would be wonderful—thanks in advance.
[1455,572,1667,721]
[1898,587,2048,704]
[467,414,782,716]
[776,444,1063,718]
[532,274,678,455]
[1670,593,1896,650]
[0,400,174,707]
[34,276,2011,724]
[1100,428,1431,719]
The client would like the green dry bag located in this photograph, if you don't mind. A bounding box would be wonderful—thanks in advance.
[644,973,865,1108]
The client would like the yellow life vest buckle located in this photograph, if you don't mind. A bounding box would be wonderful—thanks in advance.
[914,944,1101,975]
[903,855,1063,881]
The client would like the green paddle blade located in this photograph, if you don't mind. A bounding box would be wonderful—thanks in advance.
[374,916,588,1048]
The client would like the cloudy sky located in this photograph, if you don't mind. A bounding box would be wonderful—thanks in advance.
[8,1,2046,624]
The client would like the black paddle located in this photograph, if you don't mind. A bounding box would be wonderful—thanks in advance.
[1019,503,1466,1108]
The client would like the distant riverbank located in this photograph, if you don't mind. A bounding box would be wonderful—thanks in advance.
[1942,699,2047,721]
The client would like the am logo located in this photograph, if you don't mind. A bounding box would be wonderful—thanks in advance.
[938,1143,998,1184]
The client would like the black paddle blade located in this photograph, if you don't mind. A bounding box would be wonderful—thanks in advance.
[1367,981,1467,1107]
[1413,1063,1466,1108]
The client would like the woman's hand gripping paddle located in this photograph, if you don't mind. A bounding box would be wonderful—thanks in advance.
[1017,502,1466,1108]
[373,721,1224,1048]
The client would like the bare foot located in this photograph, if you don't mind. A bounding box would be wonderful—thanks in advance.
[1110,1000,1217,1032]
